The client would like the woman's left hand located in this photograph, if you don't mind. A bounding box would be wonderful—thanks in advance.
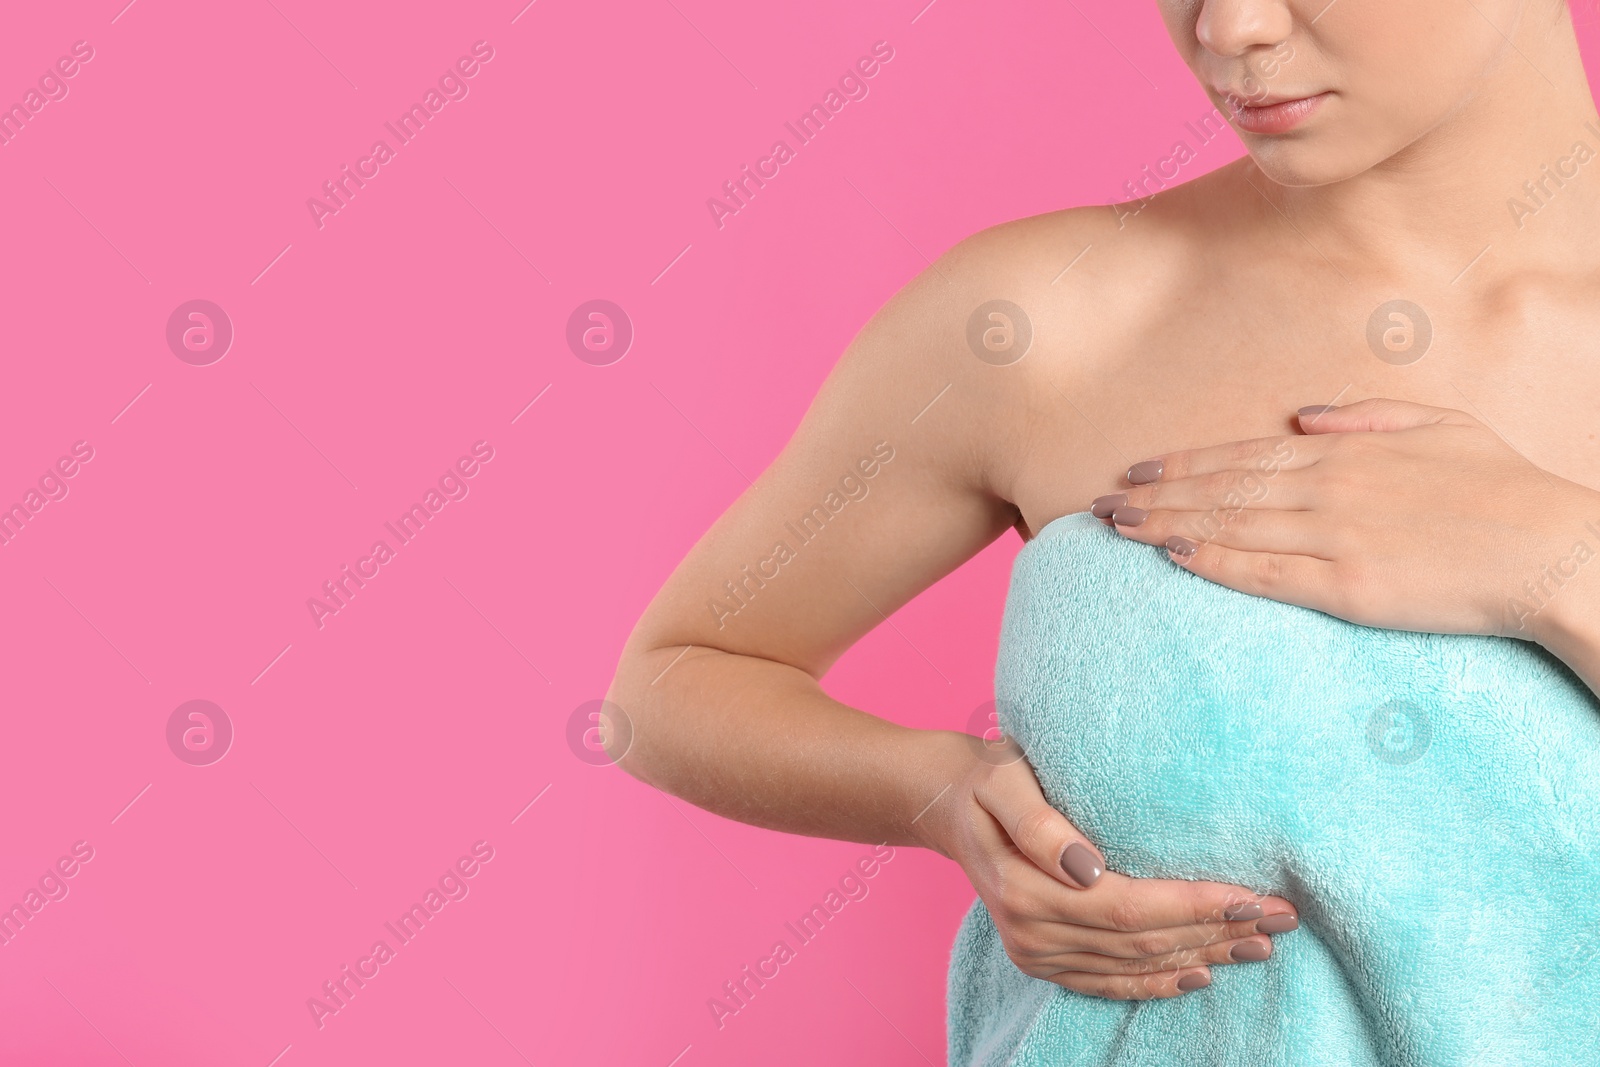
[1091,398,1600,645]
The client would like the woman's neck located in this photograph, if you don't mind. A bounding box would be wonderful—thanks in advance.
[1247,6,1600,283]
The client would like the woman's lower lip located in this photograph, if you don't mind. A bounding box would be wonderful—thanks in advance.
[1232,92,1329,134]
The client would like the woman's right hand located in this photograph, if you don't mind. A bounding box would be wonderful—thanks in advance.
[917,734,1300,999]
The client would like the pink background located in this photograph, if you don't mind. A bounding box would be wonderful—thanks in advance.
[5,2,1595,1064]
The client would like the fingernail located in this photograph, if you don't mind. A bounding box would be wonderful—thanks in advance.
[1222,902,1263,921]
[1256,914,1300,934]
[1090,493,1126,519]
[1230,941,1272,962]
[1166,536,1199,558]
[1111,505,1148,527]
[1298,404,1338,416]
[1060,842,1103,888]
[1176,972,1210,991]
[1126,459,1164,484]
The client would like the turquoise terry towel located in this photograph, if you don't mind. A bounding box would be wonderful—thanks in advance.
[948,511,1600,1066]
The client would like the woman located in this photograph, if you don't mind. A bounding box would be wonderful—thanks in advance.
[607,1,1600,1061]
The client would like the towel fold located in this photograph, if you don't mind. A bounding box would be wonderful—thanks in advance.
[948,511,1600,1066]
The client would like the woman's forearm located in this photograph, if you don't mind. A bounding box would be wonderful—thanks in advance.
[1521,489,1600,701]
[606,644,974,854]
[1534,577,1600,701]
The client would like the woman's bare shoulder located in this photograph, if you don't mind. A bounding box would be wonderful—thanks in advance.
[887,170,1251,521]
[938,173,1238,363]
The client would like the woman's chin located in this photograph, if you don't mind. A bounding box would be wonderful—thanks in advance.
[1242,140,1389,189]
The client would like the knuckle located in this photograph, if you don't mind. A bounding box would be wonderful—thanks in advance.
[1011,804,1058,855]
[992,876,1024,918]
[1117,955,1154,976]
[997,919,1047,963]
[1185,887,1224,925]
[1198,469,1238,497]
[1225,437,1262,464]
[992,871,1041,920]
[1129,931,1170,958]
[1259,437,1292,467]
[1105,895,1150,933]
[1192,514,1230,547]
[1249,552,1286,590]
[1338,556,1374,591]
[1088,975,1132,1000]
[1003,945,1044,975]
[1223,508,1259,538]
[1162,944,1207,970]
[1327,560,1374,619]
[1004,929,1044,961]
[1237,468,1271,503]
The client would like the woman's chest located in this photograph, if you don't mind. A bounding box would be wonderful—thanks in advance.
[1004,286,1600,540]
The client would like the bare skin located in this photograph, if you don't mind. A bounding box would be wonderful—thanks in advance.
[607,0,1600,999]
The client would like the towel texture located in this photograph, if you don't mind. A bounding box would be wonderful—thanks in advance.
[948,511,1600,1066]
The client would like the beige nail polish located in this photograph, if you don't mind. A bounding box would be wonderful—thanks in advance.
[1091,493,1126,518]
[1230,940,1272,962]
[1126,460,1164,484]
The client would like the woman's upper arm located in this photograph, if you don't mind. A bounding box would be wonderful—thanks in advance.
[627,240,1027,679]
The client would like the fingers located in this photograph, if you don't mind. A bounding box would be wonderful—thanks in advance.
[994,859,1300,944]
[975,758,1106,889]
[1090,471,1341,605]
[1033,918,1296,1001]
[1165,537,1340,611]
[1103,465,1315,517]
[1110,497,1324,558]
[1043,931,1277,976]
[1073,915,1293,960]
[974,825,1303,1001]
[1118,434,1324,487]
[1294,398,1474,435]
[1106,399,1476,500]
[1040,869,1295,933]
[966,758,1305,1008]
[1048,968,1213,1000]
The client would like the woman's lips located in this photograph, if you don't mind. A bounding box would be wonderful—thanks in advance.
[1229,92,1329,135]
